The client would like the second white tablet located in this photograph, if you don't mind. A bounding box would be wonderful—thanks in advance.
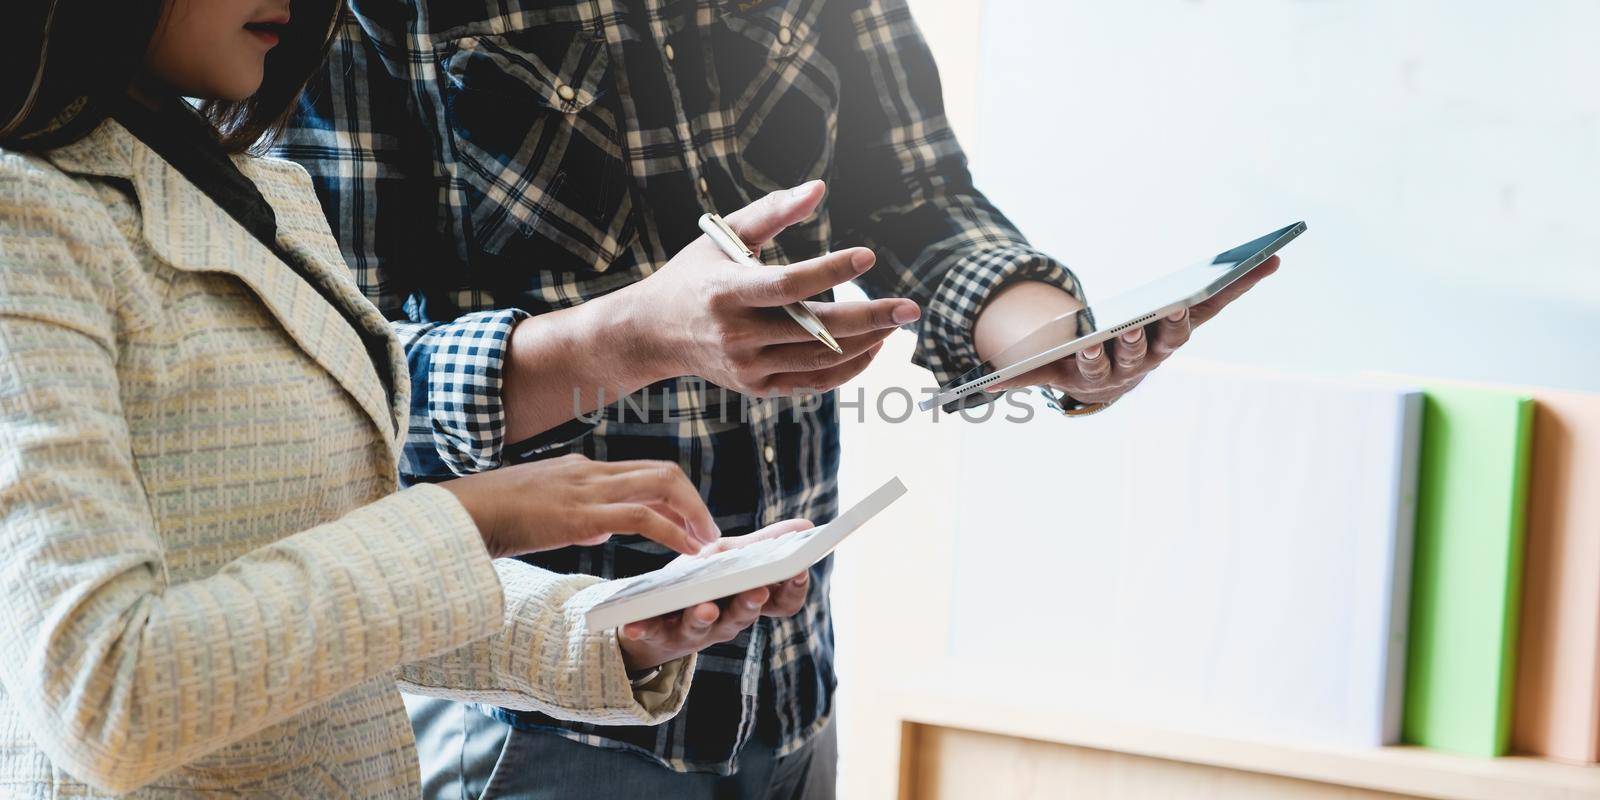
[584,477,908,633]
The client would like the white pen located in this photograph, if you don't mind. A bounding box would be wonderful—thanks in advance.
[698,212,843,355]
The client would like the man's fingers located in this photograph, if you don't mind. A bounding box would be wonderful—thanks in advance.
[761,326,895,372]
[1151,308,1192,357]
[1112,328,1147,373]
[1075,343,1112,383]
[733,248,874,308]
[764,343,883,394]
[600,463,720,546]
[716,296,915,352]
[1191,255,1279,327]
[794,299,918,341]
[592,503,699,556]
[720,181,826,248]
[1051,356,1148,406]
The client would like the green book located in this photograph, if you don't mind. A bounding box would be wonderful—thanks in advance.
[1402,386,1534,756]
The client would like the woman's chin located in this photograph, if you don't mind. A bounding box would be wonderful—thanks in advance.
[170,78,263,104]
[204,66,267,102]
[221,77,267,102]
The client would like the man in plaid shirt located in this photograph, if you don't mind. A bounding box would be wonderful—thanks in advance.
[279,0,1276,795]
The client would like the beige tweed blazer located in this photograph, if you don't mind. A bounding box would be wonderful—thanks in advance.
[0,120,692,798]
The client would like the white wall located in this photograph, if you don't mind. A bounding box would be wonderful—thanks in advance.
[970,0,1600,391]
[834,2,1600,796]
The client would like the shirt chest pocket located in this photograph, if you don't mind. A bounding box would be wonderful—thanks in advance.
[714,0,839,194]
[439,28,637,275]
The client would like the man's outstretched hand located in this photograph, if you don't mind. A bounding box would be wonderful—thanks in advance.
[973,256,1281,406]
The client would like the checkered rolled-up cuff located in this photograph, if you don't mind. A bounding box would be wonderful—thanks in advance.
[396,308,529,478]
[916,244,1084,408]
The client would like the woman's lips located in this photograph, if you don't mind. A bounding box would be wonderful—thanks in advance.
[245,24,282,47]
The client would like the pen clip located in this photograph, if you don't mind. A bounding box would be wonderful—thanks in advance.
[704,213,755,258]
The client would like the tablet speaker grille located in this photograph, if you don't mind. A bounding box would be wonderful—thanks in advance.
[966,313,1162,399]
[1107,314,1158,337]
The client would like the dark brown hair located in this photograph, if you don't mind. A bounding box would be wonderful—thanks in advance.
[0,0,345,154]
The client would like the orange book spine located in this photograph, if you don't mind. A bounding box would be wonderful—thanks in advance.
[1512,390,1600,763]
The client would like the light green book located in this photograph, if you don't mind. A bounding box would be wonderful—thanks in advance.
[1402,386,1534,756]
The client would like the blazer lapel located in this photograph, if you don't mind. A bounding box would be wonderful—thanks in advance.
[242,155,413,445]
[44,122,406,465]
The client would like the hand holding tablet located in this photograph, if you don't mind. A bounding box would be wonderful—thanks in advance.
[591,478,908,634]
[931,222,1306,412]
[612,519,815,673]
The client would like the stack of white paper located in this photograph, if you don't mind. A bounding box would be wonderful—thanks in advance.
[949,361,1422,747]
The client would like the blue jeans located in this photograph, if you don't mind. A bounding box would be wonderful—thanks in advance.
[407,696,838,800]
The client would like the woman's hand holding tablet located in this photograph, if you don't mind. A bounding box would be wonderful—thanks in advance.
[613,519,817,672]
[590,478,909,672]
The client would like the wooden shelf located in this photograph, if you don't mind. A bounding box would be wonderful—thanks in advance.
[886,682,1600,800]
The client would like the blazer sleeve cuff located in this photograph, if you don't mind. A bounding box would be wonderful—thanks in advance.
[393,561,695,726]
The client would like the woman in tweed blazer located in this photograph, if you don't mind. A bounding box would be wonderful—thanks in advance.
[0,1,812,795]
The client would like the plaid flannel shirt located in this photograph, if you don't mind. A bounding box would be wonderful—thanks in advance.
[277,0,1081,774]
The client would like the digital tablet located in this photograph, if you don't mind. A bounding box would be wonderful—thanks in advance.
[583,477,908,632]
[918,222,1307,412]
